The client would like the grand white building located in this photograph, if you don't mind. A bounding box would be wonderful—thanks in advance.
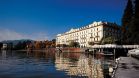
[56,21,121,47]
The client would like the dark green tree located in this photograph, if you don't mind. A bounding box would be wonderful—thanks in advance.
[122,0,133,44]
[101,36,117,44]
[52,39,56,42]
[88,42,94,46]
[69,41,79,47]
[134,0,139,44]
[14,41,28,50]
[135,0,139,18]
[0,42,3,50]
[127,0,139,44]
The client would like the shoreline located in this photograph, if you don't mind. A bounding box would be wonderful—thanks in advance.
[0,48,86,53]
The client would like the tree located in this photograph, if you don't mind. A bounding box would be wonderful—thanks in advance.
[13,41,28,50]
[88,42,94,46]
[14,41,22,50]
[52,39,56,42]
[127,0,139,44]
[0,42,3,50]
[133,0,139,44]
[51,39,56,47]
[56,44,68,47]
[135,0,139,18]
[101,37,117,44]
[69,41,79,47]
[122,0,133,44]
[34,41,42,49]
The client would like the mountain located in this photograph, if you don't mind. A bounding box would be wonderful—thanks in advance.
[1,39,34,45]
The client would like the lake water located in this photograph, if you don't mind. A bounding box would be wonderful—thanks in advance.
[0,50,115,78]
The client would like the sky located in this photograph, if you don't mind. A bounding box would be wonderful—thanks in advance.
[0,0,127,41]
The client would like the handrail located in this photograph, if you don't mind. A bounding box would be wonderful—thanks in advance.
[91,45,139,49]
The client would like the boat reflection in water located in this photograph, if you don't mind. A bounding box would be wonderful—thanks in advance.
[0,50,114,78]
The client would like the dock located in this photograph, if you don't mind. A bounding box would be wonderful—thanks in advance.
[114,57,139,78]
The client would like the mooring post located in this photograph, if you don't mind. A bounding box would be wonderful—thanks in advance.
[101,48,103,53]
[114,48,116,65]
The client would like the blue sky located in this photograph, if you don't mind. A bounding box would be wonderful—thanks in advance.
[0,0,127,41]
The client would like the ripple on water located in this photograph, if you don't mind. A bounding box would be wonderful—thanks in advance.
[0,51,114,78]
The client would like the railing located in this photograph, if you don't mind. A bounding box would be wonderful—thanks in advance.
[91,45,139,49]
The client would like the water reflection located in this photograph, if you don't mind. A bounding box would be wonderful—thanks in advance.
[0,50,114,78]
[55,53,104,78]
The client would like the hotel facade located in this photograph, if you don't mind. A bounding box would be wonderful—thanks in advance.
[56,21,121,47]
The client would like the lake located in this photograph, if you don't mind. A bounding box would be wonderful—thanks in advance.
[0,50,115,78]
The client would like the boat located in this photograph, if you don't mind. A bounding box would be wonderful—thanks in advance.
[128,48,139,56]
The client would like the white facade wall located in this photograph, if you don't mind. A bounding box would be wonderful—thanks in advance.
[56,21,121,47]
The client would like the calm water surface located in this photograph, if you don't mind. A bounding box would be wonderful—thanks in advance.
[0,50,114,78]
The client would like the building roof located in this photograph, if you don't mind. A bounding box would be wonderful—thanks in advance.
[57,21,120,37]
